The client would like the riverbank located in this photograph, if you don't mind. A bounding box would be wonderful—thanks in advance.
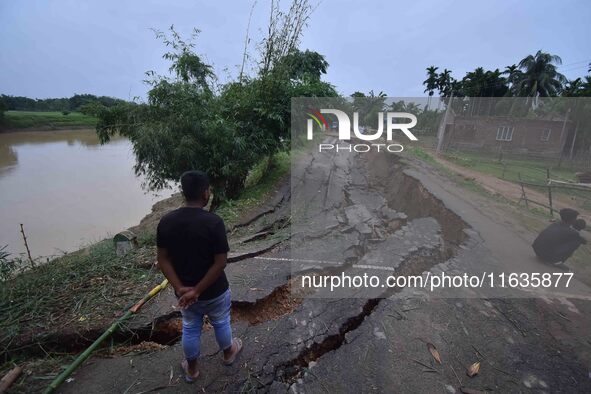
[0,151,289,392]
[1,111,97,132]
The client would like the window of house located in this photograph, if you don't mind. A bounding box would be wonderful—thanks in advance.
[496,126,514,141]
[541,128,551,142]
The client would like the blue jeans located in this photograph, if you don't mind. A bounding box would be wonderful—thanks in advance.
[180,289,233,361]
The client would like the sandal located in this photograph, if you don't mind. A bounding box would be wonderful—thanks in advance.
[222,338,243,366]
[181,359,200,383]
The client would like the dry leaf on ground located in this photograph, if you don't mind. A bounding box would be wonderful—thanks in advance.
[466,362,481,377]
[427,342,442,364]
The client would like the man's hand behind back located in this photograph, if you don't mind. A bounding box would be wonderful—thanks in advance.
[178,288,200,309]
[177,286,193,296]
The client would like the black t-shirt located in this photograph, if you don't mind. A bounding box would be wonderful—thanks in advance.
[532,222,585,258]
[157,207,230,300]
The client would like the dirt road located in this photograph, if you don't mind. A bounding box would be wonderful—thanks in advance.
[429,150,588,216]
[59,141,591,393]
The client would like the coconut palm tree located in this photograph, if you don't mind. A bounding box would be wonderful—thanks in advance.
[363,90,387,126]
[514,50,567,97]
[390,100,421,116]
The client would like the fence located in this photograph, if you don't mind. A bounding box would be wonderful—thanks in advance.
[438,147,591,216]
[517,169,591,216]
[474,148,590,171]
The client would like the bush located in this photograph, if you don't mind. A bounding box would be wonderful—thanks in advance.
[0,98,6,125]
[0,246,19,281]
[79,101,105,117]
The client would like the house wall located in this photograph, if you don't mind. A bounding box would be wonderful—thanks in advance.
[443,116,572,158]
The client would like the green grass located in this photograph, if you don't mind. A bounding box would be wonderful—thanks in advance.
[443,150,591,211]
[216,151,290,224]
[0,241,159,354]
[444,150,577,184]
[3,111,97,130]
[406,145,556,216]
[405,146,505,201]
[0,240,161,391]
[406,146,437,165]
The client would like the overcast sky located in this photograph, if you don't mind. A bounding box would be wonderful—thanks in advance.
[1,0,590,100]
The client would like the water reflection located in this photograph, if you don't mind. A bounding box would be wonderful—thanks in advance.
[0,129,173,259]
[0,144,18,175]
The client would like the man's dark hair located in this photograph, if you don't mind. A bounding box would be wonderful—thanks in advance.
[573,218,586,231]
[559,208,579,224]
[180,171,210,202]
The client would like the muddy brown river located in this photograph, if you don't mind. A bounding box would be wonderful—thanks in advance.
[0,129,173,259]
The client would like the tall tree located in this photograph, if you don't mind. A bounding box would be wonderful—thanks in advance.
[0,96,5,126]
[502,64,522,91]
[390,100,421,116]
[364,90,387,127]
[260,0,313,75]
[423,66,439,108]
[514,50,566,97]
[276,49,328,80]
[351,90,386,127]
[459,67,508,97]
[436,68,454,97]
[562,76,591,97]
[562,78,583,97]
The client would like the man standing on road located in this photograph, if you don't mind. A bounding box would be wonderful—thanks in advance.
[532,208,587,267]
[156,170,242,382]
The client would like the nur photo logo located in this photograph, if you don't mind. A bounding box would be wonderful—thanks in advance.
[306,108,419,153]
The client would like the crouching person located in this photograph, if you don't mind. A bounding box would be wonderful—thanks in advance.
[532,208,586,268]
[157,170,242,382]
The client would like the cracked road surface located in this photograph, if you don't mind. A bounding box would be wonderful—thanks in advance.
[61,140,591,393]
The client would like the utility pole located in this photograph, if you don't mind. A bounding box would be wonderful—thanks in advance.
[436,93,453,155]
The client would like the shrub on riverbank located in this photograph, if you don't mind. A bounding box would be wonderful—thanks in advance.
[96,3,335,207]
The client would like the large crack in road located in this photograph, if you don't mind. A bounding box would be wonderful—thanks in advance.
[273,247,447,385]
[247,142,465,390]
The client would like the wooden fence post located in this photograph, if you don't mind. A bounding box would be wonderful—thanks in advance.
[19,224,35,268]
[518,173,529,209]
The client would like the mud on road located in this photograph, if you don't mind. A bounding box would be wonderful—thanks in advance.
[59,140,591,393]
